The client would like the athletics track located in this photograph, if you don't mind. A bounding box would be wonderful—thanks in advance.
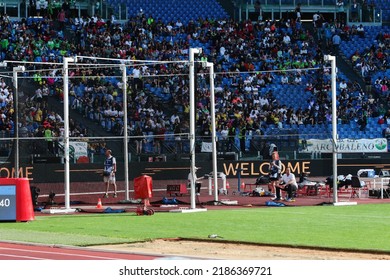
[0,242,158,260]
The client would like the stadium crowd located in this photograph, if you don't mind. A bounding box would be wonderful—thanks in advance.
[349,30,390,94]
[0,1,389,156]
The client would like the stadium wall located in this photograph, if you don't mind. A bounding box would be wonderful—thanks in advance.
[0,158,388,185]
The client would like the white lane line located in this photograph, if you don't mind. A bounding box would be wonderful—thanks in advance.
[0,253,47,260]
[0,246,125,260]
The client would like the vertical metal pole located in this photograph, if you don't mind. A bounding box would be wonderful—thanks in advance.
[237,170,242,192]
[208,176,212,196]
[121,64,130,200]
[206,62,218,202]
[328,55,338,204]
[63,57,74,210]
[12,66,25,178]
[13,68,19,178]
[189,48,201,209]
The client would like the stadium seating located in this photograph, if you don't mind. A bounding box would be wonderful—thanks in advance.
[107,0,228,24]
[372,0,390,22]
[340,25,390,58]
[2,1,389,158]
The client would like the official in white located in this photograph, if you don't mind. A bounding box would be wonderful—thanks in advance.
[275,168,298,202]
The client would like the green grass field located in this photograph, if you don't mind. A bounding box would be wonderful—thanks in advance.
[1,204,390,252]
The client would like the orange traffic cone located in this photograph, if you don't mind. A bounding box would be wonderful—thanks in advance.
[96,198,103,209]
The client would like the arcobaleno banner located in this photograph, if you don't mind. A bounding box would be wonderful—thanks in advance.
[300,138,388,153]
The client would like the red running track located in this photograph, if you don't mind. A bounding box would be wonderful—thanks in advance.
[0,242,157,260]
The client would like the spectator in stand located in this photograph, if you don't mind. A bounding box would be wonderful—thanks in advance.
[282,33,291,45]
[313,11,320,28]
[154,123,166,154]
[381,81,389,95]
[384,125,390,140]
[332,31,341,55]
[281,73,289,85]
[358,111,368,131]
[170,111,180,126]
[336,0,345,24]
[173,118,182,154]
[384,109,390,125]
[339,79,348,91]
[132,66,142,92]
[351,0,359,22]
[134,125,144,155]
[357,24,365,38]
[293,74,302,85]
[339,23,351,41]
[295,3,301,22]
[57,8,66,31]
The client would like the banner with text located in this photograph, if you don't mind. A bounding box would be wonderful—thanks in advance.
[299,138,388,153]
